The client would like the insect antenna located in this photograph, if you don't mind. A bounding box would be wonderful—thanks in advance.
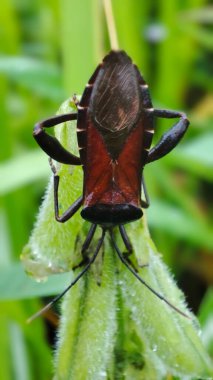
[27,228,106,323]
[110,230,190,320]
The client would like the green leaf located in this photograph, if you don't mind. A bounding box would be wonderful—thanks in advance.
[147,200,213,250]
[0,299,52,380]
[180,7,213,23]
[0,262,72,300]
[0,56,65,100]
[60,0,102,94]
[0,318,12,380]
[112,0,150,74]
[198,288,213,357]
[199,288,213,325]
[0,150,49,195]
[166,132,213,180]
[180,132,213,167]
[9,323,30,380]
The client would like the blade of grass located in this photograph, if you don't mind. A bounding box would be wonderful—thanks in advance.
[60,0,103,94]
[0,150,49,196]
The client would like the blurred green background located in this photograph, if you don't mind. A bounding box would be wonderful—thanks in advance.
[0,0,212,379]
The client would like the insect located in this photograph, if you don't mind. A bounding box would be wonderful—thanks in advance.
[32,51,189,320]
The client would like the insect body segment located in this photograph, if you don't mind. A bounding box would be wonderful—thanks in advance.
[32,50,190,319]
[78,51,155,225]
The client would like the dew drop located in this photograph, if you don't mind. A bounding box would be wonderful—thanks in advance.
[152,344,158,352]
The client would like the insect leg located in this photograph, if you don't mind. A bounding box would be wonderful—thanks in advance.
[53,174,83,222]
[72,224,98,269]
[141,174,150,209]
[81,224,97,255]
[119,225,148,271]
[119,225,142,272]
[33,113,81,165]
[119,225,133,254]
[147,109,189,164]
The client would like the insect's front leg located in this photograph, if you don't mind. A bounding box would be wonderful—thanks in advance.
[33,113,81,165]
[52,172,83,223]
[147,109,189,164]
[49,157,83,223]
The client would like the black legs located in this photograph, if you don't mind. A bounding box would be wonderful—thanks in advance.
[53,174,83,223]
[27,229,106,323]
[72,224,98,269]
[119,225,133,253]
[81,224,97,254]
[147,109,189,164]
[33,113,81,165]
[34,113,83,223]
[140,108,189,210]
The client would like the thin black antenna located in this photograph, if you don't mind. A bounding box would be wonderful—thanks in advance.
[110,231,190,319]
[27,229,106,323]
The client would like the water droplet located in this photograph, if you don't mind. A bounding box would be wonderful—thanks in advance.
[152,344,158,352]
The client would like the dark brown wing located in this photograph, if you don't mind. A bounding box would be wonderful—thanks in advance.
[89,51,143,160]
